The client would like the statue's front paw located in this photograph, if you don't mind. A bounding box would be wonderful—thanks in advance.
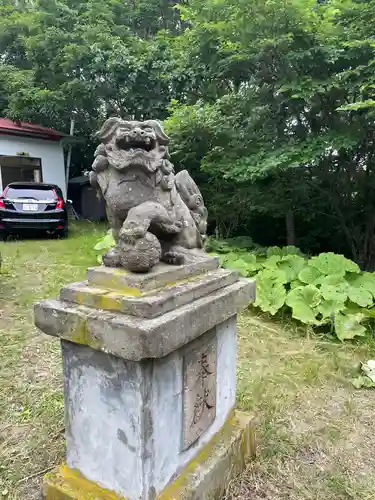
[162,251,185,266]
[120,220,147,239]
[162,220,183,234]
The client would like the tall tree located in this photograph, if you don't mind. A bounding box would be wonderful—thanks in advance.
[0,0,186,172]
[166,0,375,269]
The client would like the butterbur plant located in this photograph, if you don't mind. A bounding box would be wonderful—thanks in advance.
[94,229,116,264]
[218,246,375,341]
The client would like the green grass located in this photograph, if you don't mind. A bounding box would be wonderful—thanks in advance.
[227,315,375,500]
[1,222,375,499]
[0,222,105,499]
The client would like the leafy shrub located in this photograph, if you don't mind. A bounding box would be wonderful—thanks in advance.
[215,244,375,341]
[205,236,264,254]
[93,229,115,264]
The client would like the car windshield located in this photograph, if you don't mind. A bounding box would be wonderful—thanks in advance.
[6,187,56,201]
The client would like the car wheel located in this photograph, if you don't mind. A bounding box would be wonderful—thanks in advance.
[54,227,68,239]
[59,227,69,239]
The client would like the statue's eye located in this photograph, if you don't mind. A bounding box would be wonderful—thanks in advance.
[143,127,153,133]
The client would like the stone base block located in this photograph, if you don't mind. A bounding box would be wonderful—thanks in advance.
[43,465,123,500]
[43,411,255,500]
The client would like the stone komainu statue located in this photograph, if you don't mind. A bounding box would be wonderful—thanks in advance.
[90,117,208,272]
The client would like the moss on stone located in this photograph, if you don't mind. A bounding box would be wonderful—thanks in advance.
[44,465,126,500]
[43,411,255,500]
[157,410,255,500]
[72,289,124,312]
[67,317,102,350]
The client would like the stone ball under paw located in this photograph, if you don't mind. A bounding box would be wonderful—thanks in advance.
[118,232,161,273]
[102,247,121,267]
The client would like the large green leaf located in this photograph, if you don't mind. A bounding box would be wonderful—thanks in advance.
[361,360,375,382]
[347,272,375,298]
[347,286,373,307]
[321,274,348,286]
[263,255,283,269]
[298,266,322,285]
[94,230,115,251]
[277,255,306,282]
[285,285,322,324]
[317,299,346,320]
[239,253,263,275]
[255,269,287,315]
[352,376,375,389]
[308,253,360,277]
[352,361,375,388]
[290,279,304,289]
[281,246,303,256]
[334,312,367,341]
[266,247,283,258]
[223,257,250,277]
[320,277,349,303]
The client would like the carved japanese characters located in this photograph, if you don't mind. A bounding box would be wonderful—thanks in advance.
[182,336,217,449]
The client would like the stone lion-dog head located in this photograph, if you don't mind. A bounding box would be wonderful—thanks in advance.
[92,117,171,174]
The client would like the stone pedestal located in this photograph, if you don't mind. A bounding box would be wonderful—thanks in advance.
[35,257,256,500]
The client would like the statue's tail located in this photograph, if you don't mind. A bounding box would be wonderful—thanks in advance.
[89,171,105,202]
[90,149,109,201]
[175,170,208,238]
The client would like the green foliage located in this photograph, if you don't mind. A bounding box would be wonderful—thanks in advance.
[352,360,375,388]
[3,0,375,271]
[352,375,375,389]
[94,229,115,263]
[213,240,375,341]
[286,285,322,325]
[308,253,361,277]
[165,0,375,270]
[334,311,367,341]
[205,236,261,254]
[0,0,187,174]
[255,269,287,316]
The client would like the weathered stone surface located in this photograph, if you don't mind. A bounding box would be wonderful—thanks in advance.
[90,118,208,272]
[43,411,255,500]
[150,317,238,494]
[34,278,255,361]
[43,465,125,500]
[52,319,243,500]
[182,332,217,450]
[62,341,143,498]
[86,256,220,293]
[60,268,238,319]
[35,245,257,500]
[158,411,256,500]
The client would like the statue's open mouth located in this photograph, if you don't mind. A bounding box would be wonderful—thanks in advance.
[117,136,155,153]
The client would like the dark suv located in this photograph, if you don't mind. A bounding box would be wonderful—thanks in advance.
[0,182,68,239]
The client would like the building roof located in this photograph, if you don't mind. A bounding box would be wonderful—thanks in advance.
[68,175,90,187]
[0,118,67,142]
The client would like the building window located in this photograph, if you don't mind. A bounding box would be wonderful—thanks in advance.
[0,156,42,191]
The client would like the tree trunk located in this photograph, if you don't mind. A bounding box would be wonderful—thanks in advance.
[286,209,296,246]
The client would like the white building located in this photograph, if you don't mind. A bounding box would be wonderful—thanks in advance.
[0,118,67,198]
